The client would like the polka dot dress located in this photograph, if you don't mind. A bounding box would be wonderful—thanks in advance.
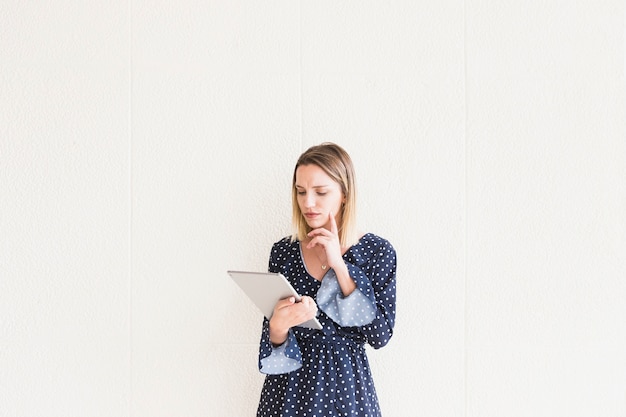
[257,233,397,417]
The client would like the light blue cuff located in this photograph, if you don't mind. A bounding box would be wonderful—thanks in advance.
[259,330,302,375]
[317,269,377,326]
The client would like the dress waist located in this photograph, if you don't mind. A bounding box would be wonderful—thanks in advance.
[297,331,365,352]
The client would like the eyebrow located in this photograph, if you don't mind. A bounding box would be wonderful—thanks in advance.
[295,185,329,189]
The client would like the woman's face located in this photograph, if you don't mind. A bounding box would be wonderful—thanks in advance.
[295,164,345,232]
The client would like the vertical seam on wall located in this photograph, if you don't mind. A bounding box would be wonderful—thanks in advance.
[299,0,304,149]
[128,0,133,414]
[463,0,468,416]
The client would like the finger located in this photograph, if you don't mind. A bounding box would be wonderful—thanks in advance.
[304,296,317,312]
[274,296,296,310]
[307,227,330,238]
[306,235,329,250]
[300,296,317,312]
[292,298,317,321]
[329,211,338,235]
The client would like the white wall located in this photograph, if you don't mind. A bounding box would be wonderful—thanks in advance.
[1,1,625,416]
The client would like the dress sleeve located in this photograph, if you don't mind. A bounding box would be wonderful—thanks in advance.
[258,318,302,375]
[359,240,397,349]
[317,239,397,349]
[257,239,303,375]
[316,268,378,327]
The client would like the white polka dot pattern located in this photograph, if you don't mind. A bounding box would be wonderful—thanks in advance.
[317,269,377,326]
[259,332,302,374]
[256,233,397,417]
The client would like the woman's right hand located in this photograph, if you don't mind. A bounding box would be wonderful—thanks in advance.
[268,296,318,346]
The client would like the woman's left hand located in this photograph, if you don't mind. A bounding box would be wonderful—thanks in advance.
[306,212,344,270]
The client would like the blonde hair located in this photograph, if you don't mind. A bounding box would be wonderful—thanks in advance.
[291,142,358,247]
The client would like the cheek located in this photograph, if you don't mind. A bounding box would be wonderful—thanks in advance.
[330,198,343,213]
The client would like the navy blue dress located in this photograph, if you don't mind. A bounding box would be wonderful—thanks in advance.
[257,233,397,417]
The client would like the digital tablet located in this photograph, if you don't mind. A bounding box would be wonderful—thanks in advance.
[227,270,322,330]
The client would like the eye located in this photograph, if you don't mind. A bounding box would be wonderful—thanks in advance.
[317,192,327,196]
[297,190,306,196]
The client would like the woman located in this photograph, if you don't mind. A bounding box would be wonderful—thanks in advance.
[257,143,397,417]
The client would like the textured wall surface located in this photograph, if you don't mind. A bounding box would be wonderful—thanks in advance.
[1,1,625,416]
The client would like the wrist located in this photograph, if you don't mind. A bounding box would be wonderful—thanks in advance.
[333,261,348,275]
[333,264,356,296]
[269,321,289,346]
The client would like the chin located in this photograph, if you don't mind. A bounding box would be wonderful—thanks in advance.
[305,221,320,229]
[305,219,326,229]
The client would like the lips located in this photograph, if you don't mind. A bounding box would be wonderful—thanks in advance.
[304,212,320,219]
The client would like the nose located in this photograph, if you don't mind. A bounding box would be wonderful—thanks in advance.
[304,192,315,208]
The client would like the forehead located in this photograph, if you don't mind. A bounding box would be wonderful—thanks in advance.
[294,164,338,187]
